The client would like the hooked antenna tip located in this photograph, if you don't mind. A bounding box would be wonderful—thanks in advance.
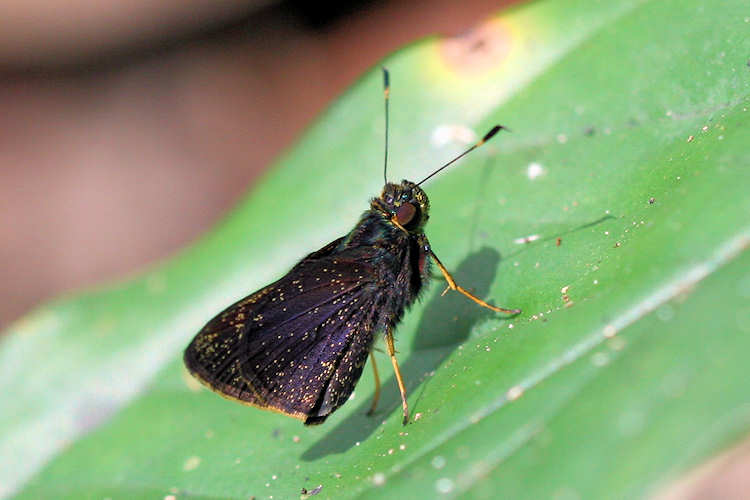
[481,124,509,144]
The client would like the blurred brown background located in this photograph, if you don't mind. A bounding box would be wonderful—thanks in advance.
[0,0,513,329]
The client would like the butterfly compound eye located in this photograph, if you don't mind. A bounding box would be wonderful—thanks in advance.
[395,202,417,227]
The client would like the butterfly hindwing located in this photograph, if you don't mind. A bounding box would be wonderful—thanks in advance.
[184,241,382,424]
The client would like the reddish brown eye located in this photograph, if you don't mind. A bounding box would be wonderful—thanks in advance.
[395,202,417,226]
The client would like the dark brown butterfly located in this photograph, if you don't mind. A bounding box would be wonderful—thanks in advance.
[184,69,520,426]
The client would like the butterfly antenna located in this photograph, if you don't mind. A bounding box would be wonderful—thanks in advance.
[382,67,390,184]
[416,125,508,186]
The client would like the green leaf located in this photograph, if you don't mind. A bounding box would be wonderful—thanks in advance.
[4,0,750,498]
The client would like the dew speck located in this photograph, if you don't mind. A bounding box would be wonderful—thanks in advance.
[372,473,386,486]
[436,478,455,494]
[556,133,568,144]
[562,287,572,306]
[514,234,540,244]
[182,456,201,472]
[431,124,477,147]
[507,385,524,401]
[527,162,545,180]
[603,325,617,338]
[432,455,447,469]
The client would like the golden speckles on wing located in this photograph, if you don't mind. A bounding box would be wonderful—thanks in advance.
[183,245,387,423]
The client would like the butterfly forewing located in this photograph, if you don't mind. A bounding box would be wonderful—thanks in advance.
[184,243,381,424]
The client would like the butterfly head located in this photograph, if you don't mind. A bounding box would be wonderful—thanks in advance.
[375,180,430,233]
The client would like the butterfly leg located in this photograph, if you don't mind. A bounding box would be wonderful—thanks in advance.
[428,248,521,315]
[385,326,409,425]
[366,352,381,416]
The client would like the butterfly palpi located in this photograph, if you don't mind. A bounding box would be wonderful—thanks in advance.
[184,69,520,426]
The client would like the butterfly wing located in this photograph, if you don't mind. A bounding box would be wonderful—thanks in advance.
[184,240,382,424]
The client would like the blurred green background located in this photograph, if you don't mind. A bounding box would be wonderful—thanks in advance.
[2,0,750,498]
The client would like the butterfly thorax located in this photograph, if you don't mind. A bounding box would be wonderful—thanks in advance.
[335,180,432,331]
